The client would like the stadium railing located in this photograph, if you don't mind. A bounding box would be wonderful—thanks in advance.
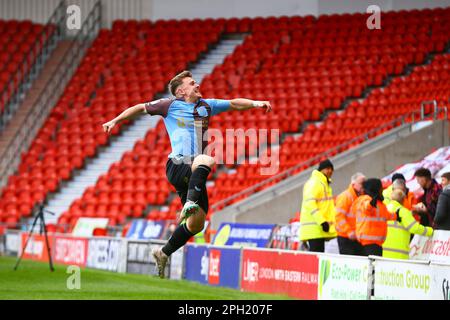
[211,102,449,211]
[0,1,102,189]
[0,0,65,130]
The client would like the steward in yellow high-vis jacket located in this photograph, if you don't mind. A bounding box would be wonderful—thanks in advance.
[383,189,433,259]
[300,159,337,252]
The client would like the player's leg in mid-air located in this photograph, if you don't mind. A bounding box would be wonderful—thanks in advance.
[181,154,215,219]
[152,154,214,278]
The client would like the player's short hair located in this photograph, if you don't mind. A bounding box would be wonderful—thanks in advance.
[414,168,432,179]
[169,70,192,96]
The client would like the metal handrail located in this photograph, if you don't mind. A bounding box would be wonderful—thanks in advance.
[0,1,102,189]
[0,0,66,130]
[211,102,448,210]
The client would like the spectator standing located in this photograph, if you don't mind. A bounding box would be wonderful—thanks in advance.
[435,172,450,230]
[335,173,366,255]
[414,168,442,226]
[383,173,418,211]
[352,178,397,256]
[299,159,337,252]
[383,190,433,259]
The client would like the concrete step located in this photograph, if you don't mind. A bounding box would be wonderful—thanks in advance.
[110,141,136,147]
[45,206,71,214]
[74,174,105,181]
[118,130,147,135]
[84,164,114,170]
[214,45,237,50]
[46,200,75,207]
[200,58,227,64]
[50,194,84,202]
[193,66,218,71]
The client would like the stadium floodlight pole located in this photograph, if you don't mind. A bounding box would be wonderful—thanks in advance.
[13,203,55,272]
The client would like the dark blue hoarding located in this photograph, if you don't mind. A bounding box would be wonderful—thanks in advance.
[213,223,276,248]
[126,220,167,240]
[184,244,241,289]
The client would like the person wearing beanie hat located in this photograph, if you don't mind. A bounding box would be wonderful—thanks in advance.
[318,159,334,172]
[350,178,397,256]
[299,159,337,252]
[391,173,405,182]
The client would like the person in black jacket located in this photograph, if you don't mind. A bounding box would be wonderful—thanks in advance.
[435,172,450,230]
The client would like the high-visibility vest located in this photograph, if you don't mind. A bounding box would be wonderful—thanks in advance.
[382,200,433,259]
[352,195,396,246]
[300,170,337,241]
[383,186,419,211]
[194,231,206,244]
[335,185,358,239]
[383,186,421,222]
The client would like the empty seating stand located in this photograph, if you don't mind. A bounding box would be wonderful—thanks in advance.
[0,19,223,228]
[0,19,49,116]
[1,8,450,229]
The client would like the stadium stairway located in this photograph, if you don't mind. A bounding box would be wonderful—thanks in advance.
[43,35,246,224]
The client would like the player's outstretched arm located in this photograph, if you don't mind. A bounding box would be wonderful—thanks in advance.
[230,98,272,113]
[102,103,147,134]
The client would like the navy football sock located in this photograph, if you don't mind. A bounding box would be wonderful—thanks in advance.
[161,223,194,256]
[186,165,211,203]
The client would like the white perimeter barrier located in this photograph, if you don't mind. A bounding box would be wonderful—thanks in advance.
[12,229,450,300]
[15,232,184,280]
[372,257,450,300]
[318,254,371,300]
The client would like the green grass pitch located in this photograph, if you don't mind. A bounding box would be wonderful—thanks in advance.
[0,256,291,300]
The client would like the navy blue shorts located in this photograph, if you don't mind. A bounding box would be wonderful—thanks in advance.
[165,158,209,214]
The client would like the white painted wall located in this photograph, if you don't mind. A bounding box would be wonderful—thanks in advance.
[101,0,144,28]
[318,0,450,15]
[391,0,450,10]
[148,0,318,20]
[0,0,99,24]
[1,0,449,28]
[0,0,60,23]
[318,0,393,15]
[148,0,450,20]
[0,0,143,27]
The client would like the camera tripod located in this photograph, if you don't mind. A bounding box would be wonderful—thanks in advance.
[13,203,55,272]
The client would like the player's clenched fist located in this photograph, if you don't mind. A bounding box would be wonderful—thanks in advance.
[102,120,116,134]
